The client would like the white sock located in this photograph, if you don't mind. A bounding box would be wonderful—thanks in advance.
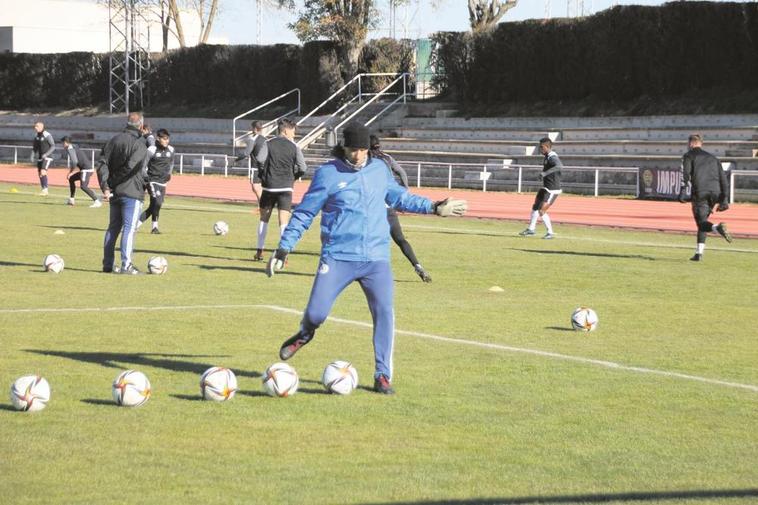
[542,213,553,234]
[528,210,539,231]
[697,243,705,254]
[711,224,718,233]
[257,221,268,250]
[152,221,158,230]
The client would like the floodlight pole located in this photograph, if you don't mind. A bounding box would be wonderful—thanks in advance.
[109,0,152,113]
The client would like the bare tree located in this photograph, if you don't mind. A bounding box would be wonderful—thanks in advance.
[186,0,221,44]
[468,0,518,33]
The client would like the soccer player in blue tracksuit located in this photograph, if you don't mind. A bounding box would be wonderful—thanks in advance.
[266,123,468,394]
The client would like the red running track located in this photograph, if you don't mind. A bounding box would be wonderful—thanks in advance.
[3,165,757,237]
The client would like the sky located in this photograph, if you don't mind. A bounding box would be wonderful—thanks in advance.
[211,0,735,45]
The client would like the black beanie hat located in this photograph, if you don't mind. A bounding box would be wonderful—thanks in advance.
[342,122,370,149]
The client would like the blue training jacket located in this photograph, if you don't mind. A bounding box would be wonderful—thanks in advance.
[279,156,434,262]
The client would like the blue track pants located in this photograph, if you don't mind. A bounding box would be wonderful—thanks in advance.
[301,257,395,380]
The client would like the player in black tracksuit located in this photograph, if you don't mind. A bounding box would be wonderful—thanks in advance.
[235,120,269,202]
[678,134,732,261]
[32,121,55,196]
[62,136,100,207]
[370,135,432,282]
[520,137,562,239]
[139,129,175,234]
[254,118,306,261]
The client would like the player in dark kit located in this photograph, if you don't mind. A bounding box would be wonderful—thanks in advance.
[139,129,175,234]
[62,136,101,207]
[235,120,269,202]
[369,135,432,282]
[678,134,732,261]
[520,137,562,239]
[32,121,55,196]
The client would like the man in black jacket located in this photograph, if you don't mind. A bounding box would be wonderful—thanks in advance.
[97,112,149,274]
[678,134,732,261]
[253,118,306,261]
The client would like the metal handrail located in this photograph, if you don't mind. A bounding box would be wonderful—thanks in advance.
[335,73,408,134]
[730,169,758,203]
[296,73,410,149]
[232,88,300,153]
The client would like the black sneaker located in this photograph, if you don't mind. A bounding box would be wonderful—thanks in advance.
[414,264,432,283]
[279,329,314,360]
[253,249,264,261]
[373,374,395,395]
[716,223,732,243]
[151,228,161,234]
[102,267,113,273]
[690,253,702,262]
[119,263,143,275]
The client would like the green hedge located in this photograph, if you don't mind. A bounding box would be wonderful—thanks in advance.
[433,1,758,105]
[0,52,107,109]
[0,39,414,112]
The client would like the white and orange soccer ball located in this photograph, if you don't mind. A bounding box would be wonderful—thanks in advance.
[10,375,51,412]
[321,361,358,395]
[43,254,64,273]
[112,370,151,407]
[200,367,238,402]
[213,221,229,236]
[262,362,299,397]
[571,307,599,332]
[147,256,168,275]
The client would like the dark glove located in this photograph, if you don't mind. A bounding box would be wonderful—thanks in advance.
[717,200,729,212]
[433,198,468,217]
[677,188,688,203]
[266,248,288,278]
[234,154,246,162]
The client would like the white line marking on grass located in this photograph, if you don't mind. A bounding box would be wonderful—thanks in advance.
[404,224,758,253]
[2,303,757,393]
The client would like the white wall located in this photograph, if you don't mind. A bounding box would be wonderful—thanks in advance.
[1,0,227,54]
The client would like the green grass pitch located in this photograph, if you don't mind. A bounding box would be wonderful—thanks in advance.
[1,182,756,505]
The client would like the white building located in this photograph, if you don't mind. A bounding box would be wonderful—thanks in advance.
[0,0,227,54]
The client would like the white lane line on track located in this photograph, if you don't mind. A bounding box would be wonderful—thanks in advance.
[2,302,756,393]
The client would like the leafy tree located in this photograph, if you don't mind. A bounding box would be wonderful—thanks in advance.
[468,0,518,33]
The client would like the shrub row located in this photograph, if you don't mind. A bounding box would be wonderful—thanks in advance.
[0,39,414,111]
[432,2,758,104]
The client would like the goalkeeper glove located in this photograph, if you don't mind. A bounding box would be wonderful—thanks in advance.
[266,248,289,277]
[677,188,688,203]
[717,200,729,212]
[433,198,468,217]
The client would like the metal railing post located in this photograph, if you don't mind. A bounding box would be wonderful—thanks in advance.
[358,76,362,104]
[232,122,236,156]
[517,166,522,193]
[482,165,488,192]
[594,169,600,197]
[403,74,407,104]
[635,169,640,198]
[224,156,228,177]
[448,164,452,189]
[417,163,421,188]
[91,150,95,167]
[179,154,184,174]
[13,147,17,164]
[201,155,205,176]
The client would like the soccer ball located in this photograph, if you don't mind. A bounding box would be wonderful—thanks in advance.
[43,254,64,273]
[322,360,358,395]
[147,256,168,275]
[262,362,299,397]
[213,221,229,236]
[571,307,599,332]
[112,370,151,407]
[200,367,238,402]
[10,375,50,412]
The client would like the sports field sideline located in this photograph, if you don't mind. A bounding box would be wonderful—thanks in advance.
[2,164,758,237]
